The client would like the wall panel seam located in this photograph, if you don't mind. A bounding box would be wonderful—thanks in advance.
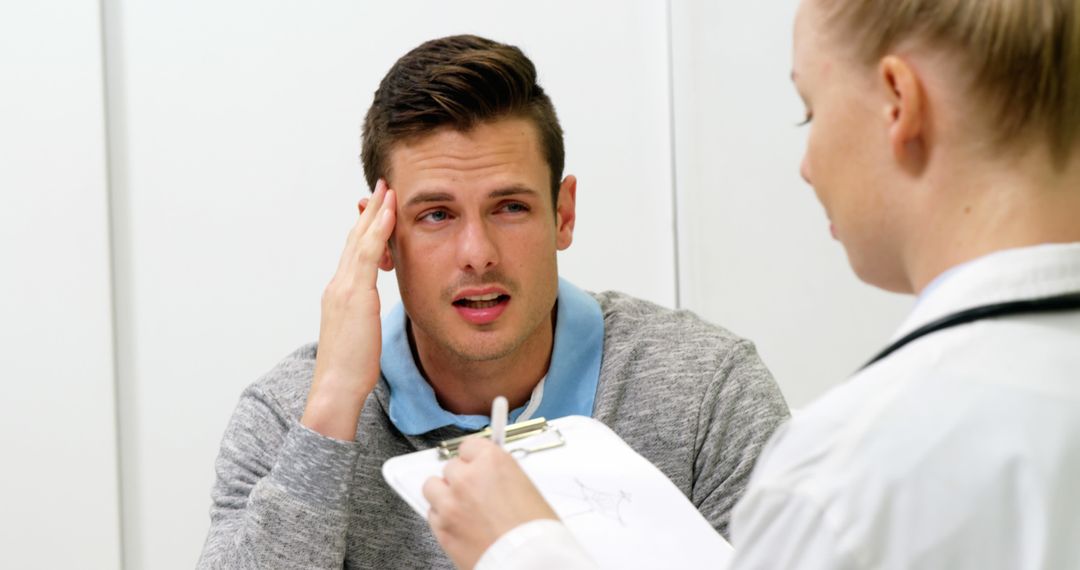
[665,0,683,309]
[97,0,127,567]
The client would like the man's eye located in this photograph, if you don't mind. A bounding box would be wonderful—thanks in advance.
[796,112,813,127]
[500,202,530,214]
[420,209,450,223]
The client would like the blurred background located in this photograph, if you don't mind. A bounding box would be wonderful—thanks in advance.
[0,1,908,568]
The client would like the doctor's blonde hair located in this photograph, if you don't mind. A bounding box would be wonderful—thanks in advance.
[821,0,1080,164]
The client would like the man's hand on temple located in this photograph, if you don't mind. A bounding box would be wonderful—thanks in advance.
[301,179,397,441]
[423,437,559,569]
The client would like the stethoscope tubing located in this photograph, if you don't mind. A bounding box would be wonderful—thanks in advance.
[861,292,1080,370]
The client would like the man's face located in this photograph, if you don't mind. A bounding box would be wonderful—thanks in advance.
[792,0,910,291]
[385,117,576,363]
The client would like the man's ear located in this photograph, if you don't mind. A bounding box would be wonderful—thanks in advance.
[380,237,397,270]
[357,197,396,271]
[555,175,577,251]
[879,55,927,168]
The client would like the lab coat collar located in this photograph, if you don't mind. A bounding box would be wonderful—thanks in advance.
[894,242,1080,341]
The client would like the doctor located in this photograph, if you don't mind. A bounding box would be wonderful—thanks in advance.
[420,0,1080,567]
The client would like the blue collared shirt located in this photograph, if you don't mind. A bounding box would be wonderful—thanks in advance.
[379,277,605,435]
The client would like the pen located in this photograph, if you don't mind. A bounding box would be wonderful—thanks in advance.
[490,396,508,448]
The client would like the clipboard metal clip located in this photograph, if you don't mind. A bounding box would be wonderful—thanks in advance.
[437,417,566,460]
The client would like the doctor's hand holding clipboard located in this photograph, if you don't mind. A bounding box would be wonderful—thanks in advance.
[421,397,561,570]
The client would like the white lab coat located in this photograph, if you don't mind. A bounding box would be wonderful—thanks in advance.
[476,243,1080,570]
[730,242,1080,569]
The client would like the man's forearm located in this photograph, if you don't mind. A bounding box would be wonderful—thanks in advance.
[198,389,361,569]
[301,371,373,441]
[301,181,396,441]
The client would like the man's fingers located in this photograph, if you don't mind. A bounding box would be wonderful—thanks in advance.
[376,189,396,238]
[333,182,395,279]
[356,189,396,263]
[349,179,387,244]
[367,178,386,210]
[333,180,383,268]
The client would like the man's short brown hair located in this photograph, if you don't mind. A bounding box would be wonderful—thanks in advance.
[361,35,565,202]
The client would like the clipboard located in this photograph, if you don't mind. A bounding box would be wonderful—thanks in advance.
[382,415,734,569]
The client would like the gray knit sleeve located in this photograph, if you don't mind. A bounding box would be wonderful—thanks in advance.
[197,384,360,569]
[691,340,790,538]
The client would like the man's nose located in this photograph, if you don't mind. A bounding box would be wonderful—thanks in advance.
[456,217,499,273]
[800,154,812,185]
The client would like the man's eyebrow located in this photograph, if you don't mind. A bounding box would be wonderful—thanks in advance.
[404,191,455,208]
[489,185,539,199]
[403,186,540,207]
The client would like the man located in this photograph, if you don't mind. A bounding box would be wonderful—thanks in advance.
[421,1,1080,568]
[197,35,789,569]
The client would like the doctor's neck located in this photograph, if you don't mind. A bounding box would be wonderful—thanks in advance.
[902,142,1080,295]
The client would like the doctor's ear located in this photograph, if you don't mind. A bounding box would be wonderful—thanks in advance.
[879,55,927,168]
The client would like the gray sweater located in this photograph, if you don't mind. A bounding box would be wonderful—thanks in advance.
[198,291,789,569]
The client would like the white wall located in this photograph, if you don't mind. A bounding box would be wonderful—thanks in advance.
[102,1,674,568]
[670,0,912,408]
[0,2,122,569]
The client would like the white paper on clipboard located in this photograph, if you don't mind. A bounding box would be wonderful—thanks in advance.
[382,415,733,569]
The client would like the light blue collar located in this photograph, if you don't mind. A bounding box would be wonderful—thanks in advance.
[379,278,605,435]
[914,259,969,308]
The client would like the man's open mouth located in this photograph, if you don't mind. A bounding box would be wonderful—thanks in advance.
[452,293,510,310]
